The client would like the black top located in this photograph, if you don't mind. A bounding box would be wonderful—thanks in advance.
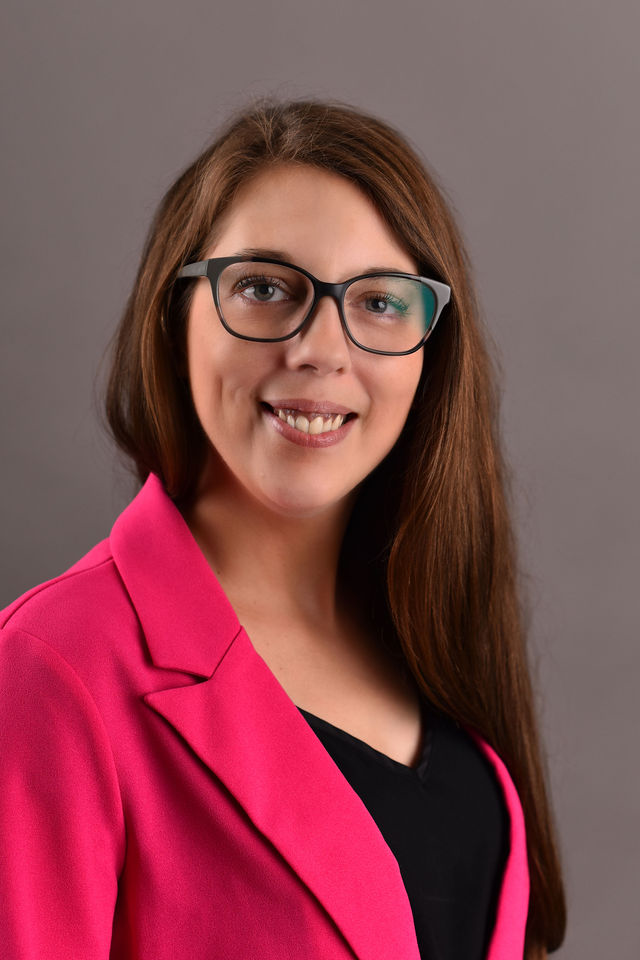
[297,698,509,960]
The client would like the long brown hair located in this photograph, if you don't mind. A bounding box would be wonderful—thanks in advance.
[103,97,566,956]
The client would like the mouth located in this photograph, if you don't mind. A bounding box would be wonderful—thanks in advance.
[260,401,357,436]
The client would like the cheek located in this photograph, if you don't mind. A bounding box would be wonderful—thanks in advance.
[186,319,280,421]
[382,353,424,422]
[382,358,423,453]
[185,322,228,432]
[187,311,232,393]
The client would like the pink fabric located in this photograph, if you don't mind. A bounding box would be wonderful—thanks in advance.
[0,473,529,959]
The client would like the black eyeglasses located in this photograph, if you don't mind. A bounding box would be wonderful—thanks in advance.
[176,256,451,356]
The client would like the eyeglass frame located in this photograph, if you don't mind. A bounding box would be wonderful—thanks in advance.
[175,256,451,357]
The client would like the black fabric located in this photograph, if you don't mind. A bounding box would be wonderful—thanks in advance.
[297,698,510,960]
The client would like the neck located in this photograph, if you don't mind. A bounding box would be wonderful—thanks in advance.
[179,452,358,630]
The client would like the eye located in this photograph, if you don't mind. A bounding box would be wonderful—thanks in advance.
[369,294,406,314]
[355,290,411,320]
[220,261,311,314]
[234,275,291,304]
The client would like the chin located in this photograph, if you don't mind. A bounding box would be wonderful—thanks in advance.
[257,484,353,521]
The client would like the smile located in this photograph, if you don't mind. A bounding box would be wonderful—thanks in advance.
[260,402,357,448]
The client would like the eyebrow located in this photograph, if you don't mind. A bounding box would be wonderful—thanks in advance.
[231,247,411,276]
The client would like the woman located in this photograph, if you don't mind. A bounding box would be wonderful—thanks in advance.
[0,99,566,959]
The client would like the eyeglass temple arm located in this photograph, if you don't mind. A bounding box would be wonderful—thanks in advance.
[429,279,451,309]
[177,261,208,279]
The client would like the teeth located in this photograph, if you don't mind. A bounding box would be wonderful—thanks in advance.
[271,407,348,435]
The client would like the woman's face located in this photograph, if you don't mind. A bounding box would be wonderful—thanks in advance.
[185,163,424,519]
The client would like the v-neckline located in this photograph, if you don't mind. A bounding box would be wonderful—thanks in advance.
[295,698,434,780]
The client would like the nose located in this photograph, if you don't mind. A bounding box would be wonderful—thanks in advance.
[283,294,352,374]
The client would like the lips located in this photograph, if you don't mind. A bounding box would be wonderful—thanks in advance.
[260,401,357,447]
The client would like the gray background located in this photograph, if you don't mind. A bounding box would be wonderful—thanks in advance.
[1,0,638,955]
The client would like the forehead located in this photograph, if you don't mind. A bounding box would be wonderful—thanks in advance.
[207,163,418,276]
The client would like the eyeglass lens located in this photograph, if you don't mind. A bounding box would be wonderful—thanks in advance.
[215,261,437,353]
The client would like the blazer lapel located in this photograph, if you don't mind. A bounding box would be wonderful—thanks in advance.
[145,629,422,960]
[470,733,530,960]
[111,474,421,960]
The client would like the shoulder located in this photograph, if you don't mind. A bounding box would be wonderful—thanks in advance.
[0,548,128,934]
[3,538,116,623]
[1,536,140,688]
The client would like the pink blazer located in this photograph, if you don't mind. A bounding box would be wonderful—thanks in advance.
[0,473,529,959]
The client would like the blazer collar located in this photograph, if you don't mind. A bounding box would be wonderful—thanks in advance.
[110,473,422,960]
[110,472,240,677]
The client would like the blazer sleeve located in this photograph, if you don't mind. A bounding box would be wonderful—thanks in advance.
[0,626,125,960]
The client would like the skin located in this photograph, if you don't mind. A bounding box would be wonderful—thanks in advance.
[181,163,426,764]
